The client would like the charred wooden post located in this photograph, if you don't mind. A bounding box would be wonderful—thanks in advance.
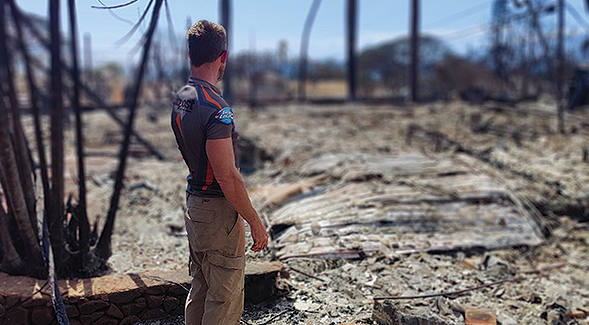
[346,0,358,102]
[298,0,322,102]
[96,0,164,261]
[220,0,233,105]
[49,0,65,272]
[557,0,565,134]
[409,0,420,103]
[68,0,91,257]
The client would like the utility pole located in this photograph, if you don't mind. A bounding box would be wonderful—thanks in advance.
[346,0,357,102]
[220,0,233,105]
[557,0,565,134]
[83,33,92,86]
[409,0,420,103]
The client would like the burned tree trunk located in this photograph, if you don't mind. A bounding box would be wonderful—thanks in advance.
[8,0,51,212]
[48,0,66,273]
[95,0,164,260]
[68,0,91,260]
[0,0,44,277]
[0,84,45,277]
[0,0,37,236]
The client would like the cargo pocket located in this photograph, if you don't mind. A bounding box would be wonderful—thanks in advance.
[185,207,217,251]
[187,207,215,223]
[226,211,239,235]
[205,252,245,302]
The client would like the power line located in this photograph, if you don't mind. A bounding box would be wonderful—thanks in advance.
[565,1,589,30]
[440,22,492,42]
[439,4,559,43]
[425,0,491,29]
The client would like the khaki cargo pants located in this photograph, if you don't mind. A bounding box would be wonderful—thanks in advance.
[184,194,246,325]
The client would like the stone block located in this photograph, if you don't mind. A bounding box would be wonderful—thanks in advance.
[21,298,48,308]
[79,311,104,325]
[108,291,140,304]
[105,304,123,319]
[244,271,280,304]
[79,300,109,315]
[65,304,80,318]
[163,296,179,313]
[119,315,141,325]
[4,307,29,325]
[4,296,20,309]
[121,300,147,316]
[145,295,163,309]
[0,304,5,318]
[31,306,54,325]
[134,297,146,305]
[140,308,166,321]
[91,317,119,325]
[0,294,5,305]
[167,284,189,296]
[69,319,82,325]
[144,286,165,295]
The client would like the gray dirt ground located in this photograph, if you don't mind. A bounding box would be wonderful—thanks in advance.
[32,99,589,325]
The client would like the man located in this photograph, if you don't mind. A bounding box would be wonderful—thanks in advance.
[171,20,269,325]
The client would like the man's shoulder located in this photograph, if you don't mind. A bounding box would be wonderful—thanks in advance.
[196,83,229,112]
[172,84,198,113]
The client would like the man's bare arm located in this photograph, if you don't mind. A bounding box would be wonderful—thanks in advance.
[206,137,269,252]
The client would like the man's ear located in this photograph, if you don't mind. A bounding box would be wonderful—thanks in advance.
[220,50,228,64]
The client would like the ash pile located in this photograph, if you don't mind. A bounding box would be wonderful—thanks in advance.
[236,102,589,325]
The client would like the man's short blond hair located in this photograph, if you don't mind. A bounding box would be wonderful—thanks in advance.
[186,20,227,68]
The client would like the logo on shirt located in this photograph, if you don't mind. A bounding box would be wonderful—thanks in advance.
[174,98,195,112]
[215,107,233,124]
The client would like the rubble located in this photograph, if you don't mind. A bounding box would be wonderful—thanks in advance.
[17,99,589,324]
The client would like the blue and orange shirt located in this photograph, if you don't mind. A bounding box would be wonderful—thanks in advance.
[171,78,238,197]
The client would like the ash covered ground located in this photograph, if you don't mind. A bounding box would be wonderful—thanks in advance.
[30,99,589,325]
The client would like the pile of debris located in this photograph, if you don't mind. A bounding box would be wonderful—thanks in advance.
[46,99,589,324]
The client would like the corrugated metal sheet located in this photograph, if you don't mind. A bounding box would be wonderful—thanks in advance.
[268,152,544,260]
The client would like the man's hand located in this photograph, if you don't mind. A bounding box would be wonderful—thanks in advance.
[249,220,269,252]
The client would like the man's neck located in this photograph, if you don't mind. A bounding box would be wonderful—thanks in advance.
[190,64,218,86]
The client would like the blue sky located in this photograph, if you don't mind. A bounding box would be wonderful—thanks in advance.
[13,0,589,66]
